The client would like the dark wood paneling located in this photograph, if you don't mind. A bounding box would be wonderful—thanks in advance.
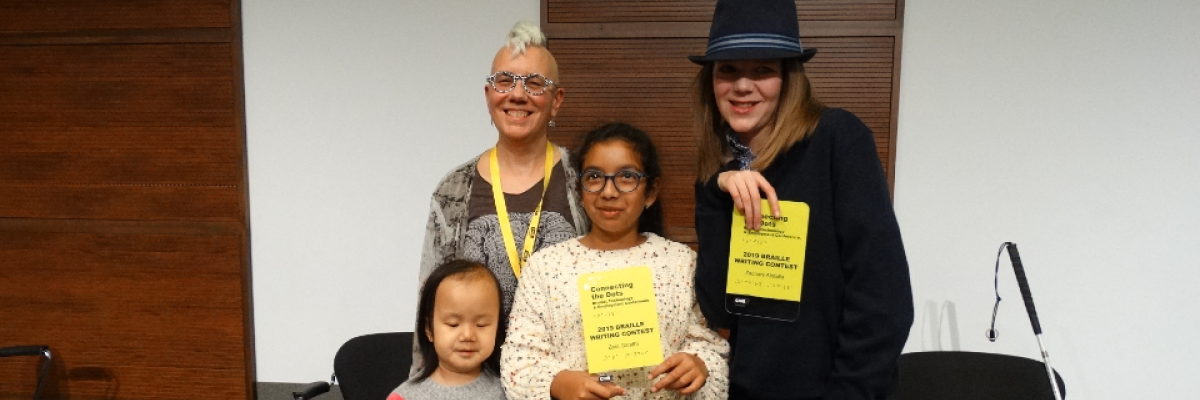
[0,28,233,46]
[0,0,233,31]
[0,43,239,189]
[0,218,245,236]
[1,185,242,221]
[0,43,242,217]
[544,21,902,39]
[0,43,234,79]
[805,37,896,167]
[0,366,247,400]
[546,38,698,233]
[0,128,241,184]
[0,230,248,400]
[0,1,252,399]
[548,0,896,23]
[0,45,236,122]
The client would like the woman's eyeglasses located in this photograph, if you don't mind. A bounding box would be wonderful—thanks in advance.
[486,71,554,96]
[580,169,647,193]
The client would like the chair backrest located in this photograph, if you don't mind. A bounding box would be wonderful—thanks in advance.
[896,351,1065,400]
[332,332,414,400]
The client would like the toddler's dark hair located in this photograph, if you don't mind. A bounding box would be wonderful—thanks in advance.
[412,260,506,381]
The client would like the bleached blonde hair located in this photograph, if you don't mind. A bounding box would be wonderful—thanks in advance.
[505,22,546,57]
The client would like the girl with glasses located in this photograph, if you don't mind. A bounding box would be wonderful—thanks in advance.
[501,123,729,400]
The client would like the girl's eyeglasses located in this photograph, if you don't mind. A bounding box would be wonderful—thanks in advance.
[580,169,646,193]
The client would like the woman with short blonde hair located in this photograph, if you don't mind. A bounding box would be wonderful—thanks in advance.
[409,21,589,378]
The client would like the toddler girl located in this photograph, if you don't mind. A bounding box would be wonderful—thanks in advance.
[389,260,507,400]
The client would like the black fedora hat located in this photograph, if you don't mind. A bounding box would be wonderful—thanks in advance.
[689,0,817,64]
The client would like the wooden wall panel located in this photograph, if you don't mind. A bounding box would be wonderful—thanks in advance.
[0,0,232,31]
[545,0,903,244]
[0,127,241,184]
[548,0,896,23]
[0,1,252,399]
[0,186,242,221]
[0,43,242,222]
[548,38,704,239]
[0,227,250,400]
[804,37,896,169]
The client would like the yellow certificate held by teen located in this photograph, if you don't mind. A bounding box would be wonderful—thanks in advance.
[727,200,809,302]
[578,266,663,373]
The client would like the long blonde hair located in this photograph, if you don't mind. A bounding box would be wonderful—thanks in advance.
[693,58,825,180]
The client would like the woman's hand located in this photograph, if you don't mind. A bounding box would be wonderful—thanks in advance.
[648,352,708,395]
[550,370,626,400]
[717,170,780,230]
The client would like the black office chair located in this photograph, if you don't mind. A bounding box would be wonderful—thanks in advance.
[896,351,1066,400]
[0,345,53,400]
[293,332,414,400]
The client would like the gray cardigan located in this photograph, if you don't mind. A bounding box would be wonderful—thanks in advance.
[410,145,589,378]
[417,145,589,284]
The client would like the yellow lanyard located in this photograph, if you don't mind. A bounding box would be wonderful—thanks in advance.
[489,142,554,278]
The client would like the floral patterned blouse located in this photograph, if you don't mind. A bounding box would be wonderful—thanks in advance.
[500,233,729,400]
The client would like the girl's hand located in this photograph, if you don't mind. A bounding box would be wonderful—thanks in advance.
[647,352,708,395]
[717,170,780,230]
[550,370,626,400]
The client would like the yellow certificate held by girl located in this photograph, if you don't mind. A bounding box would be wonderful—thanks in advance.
[578,266,664,373]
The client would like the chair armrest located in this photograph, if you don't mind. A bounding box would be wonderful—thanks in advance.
[292,381,331,400]
[0,346,49,358]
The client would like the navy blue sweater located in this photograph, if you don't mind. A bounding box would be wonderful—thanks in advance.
[695,108,913,400]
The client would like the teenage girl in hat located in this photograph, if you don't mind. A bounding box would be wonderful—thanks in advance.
[690,0,913,398]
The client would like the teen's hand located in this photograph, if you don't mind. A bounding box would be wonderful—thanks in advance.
[550,370,626,400]
[717,170,780,230]
[648,352,708,395]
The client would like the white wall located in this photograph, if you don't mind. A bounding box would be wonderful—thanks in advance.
[896,0,1200,398]
[242,0,539,382]
[244,0,1200,397]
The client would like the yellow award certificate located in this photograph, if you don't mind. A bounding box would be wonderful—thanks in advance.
[578,266,664,373]
[727,200,809,302]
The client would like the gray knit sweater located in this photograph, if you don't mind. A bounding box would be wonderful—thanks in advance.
[387,373,505,400]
